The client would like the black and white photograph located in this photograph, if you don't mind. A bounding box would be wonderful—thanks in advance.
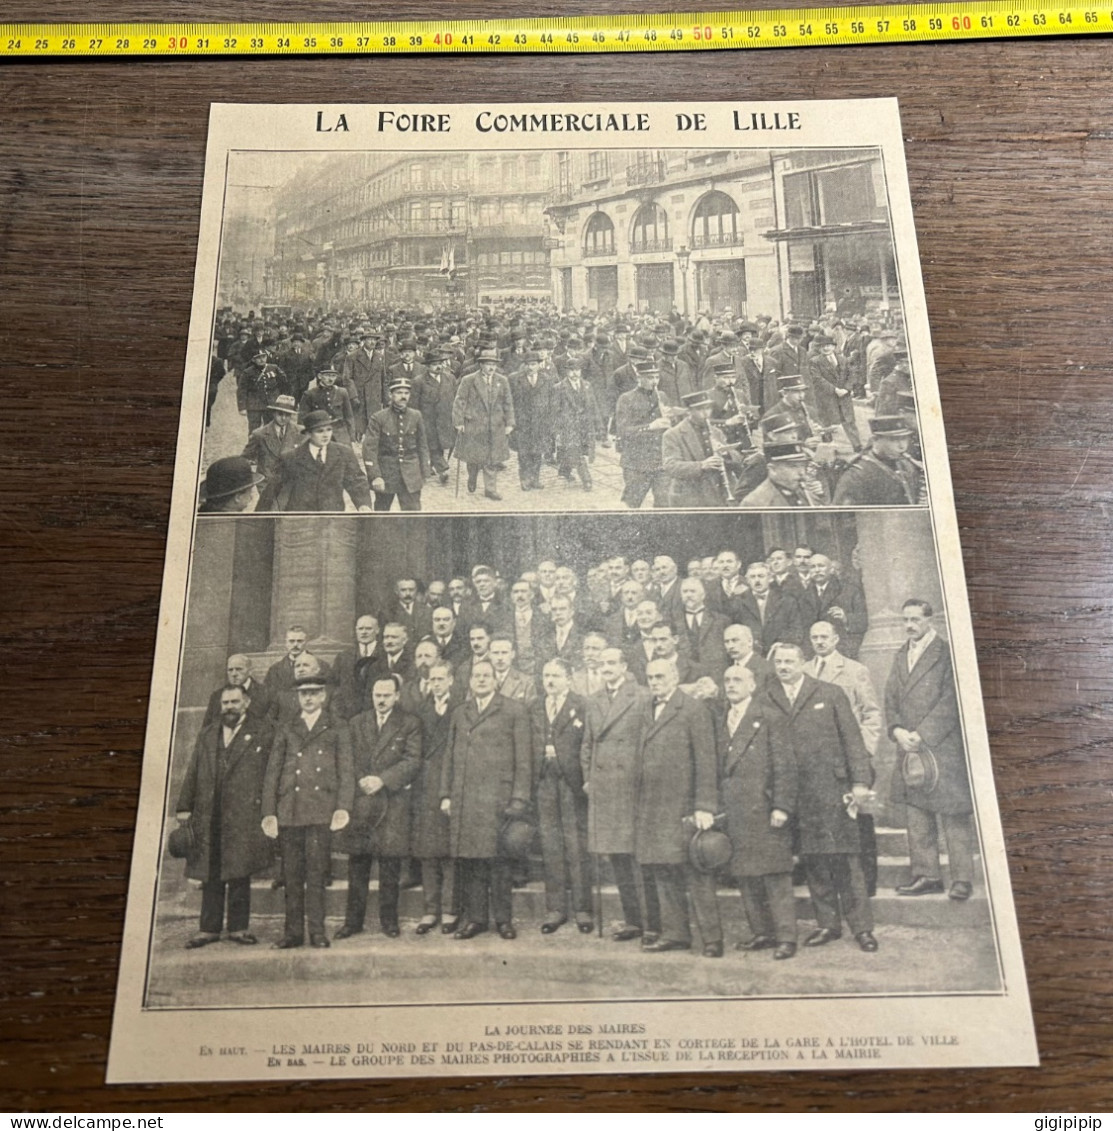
[199,144,925,515]
[151,509,998,1011]
[107,101,1034,1083]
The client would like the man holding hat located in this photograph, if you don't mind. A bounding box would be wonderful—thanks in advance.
[261,672,354,949]
[833,416,921,506]
[242,393,301,483]
[614,359,671,509]
[737,441,818,508]
[256,410,373,512]
[198,456,264,513]
[236,348,289,437]
[660,390,734,508]
[362,376,433,512]
[452,347,516,500]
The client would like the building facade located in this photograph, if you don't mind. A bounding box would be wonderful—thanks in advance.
[265,152,557,308]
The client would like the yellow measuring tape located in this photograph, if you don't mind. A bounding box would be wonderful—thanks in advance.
[0,3,1107,57]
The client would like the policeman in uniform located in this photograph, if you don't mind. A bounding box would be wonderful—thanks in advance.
[362,376,433,512]
[833,416,920,506]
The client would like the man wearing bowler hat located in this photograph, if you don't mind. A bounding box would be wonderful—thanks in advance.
[176,683,275,948]
[738,441,819,508]
[256,409,373,512]
[242,393,301,483]
[198,456,263,514]
[362,376,432,512]
[833,415,921,506]
[261,672,354,949]
[452,347,515,500]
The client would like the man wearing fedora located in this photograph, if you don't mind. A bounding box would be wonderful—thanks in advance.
[175,683,275,948]
[198,456,264,514]
[452,347,515,500]
[256,409,373,512]
[241,394,301,483]
[362,376,433,512]
[660,390,734,508]
[833,415,922,506]
[635,659,723,957]
[439,658,532,940]
[886,600,977,901]
[334,675,422,940]
[261,672,354,949]
[718,664,798,959]
[614,359,672,509]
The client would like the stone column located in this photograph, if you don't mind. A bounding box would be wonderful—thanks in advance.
[269,517,358,649]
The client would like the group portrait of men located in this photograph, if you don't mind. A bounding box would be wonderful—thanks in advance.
[199,301,925,515]
[172,542,979,970]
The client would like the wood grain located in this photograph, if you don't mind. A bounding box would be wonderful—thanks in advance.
[2,5,1113,1109]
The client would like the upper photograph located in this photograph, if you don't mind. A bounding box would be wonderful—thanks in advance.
[199,145,925,515]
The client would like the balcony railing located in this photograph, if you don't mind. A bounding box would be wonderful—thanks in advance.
[692,230,745,249]
[583,244,616,258]
[626,158,668,187]
[630,236,674,255]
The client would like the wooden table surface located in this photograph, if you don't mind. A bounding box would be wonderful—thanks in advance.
[3,1,1112,1111]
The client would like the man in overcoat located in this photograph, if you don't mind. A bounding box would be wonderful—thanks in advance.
[508,351,555,492]
[439,659,532,939]
[717,665,798,959]
[635,660,723,957]
[261,674,354,949]
[334,676,422,939]
[580,649,658,942]
[299,366,356,446]
[885,599,977,900]
[552,354,600,492]
[256,410,373,513]
[341,331,388,438]
[237,348,289,436]
[452,347,515,500]
[615,360,672,509]
[414,349,456,484]
[660,390,733,508]
[832,416,921,506]
[176,684,274,947]
[806,335,862,451]
[763,643,877,952]
[241,394,301,483]
[200,654,272,728]
[531,658,593,934]
[363,377,433,512]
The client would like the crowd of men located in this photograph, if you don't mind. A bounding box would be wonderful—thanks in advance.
[199,302,925,513]
[174,546,977,964]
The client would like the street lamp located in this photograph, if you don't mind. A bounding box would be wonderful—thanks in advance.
[675,245,691,318]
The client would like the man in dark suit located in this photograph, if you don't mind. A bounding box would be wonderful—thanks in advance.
[261,673,354,949]
[536,595,585,670]
[331,615,383,720]
[799,553,869,659]
[614,360,671,509]
[604,580,648,649]
[886,599,977,901]
[362,377,433,512]
[430,606,469,669]
[508,352,555,492]
[341,331,387,438]
[242,394,301,483]
[439,659,532,940]
[677,578,730,680]
[763,643,877,953]
[379,622,417,686]
[458,566,508,634]
[718,665,798,959]
[380,578,433,645]
[722,624,774,692]
[334,676,422,940]
[201,654,272,728]
[176,685,275,947]
[704,550,748,619]
[733,562,806,655]
[649,555,685,628]
[581,649,658,942]
[414,349,456,484]
[552,354,600,492]
[256,410,373,512]
[531,659,593,935]
[636,660,723,957]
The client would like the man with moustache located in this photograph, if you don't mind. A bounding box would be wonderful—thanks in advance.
[201,654,272,728]
[605,580,648,649]
[507,579,543,676]
[363,377,432,512]
[381,578,433,645]
[801,554,869,660]
[649,555,684,627]
[440,659,532,940]
[331,615,383,720]
[722,624,774,691]
[400,639,444,715]
[733,562,806,655]
[176,684,275,948]
[334,676,422,940]
[430,606,469,669]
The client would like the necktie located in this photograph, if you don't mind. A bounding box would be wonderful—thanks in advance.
[653,699,666,719]
[815,657,826,680]
[316,447,324,464]
[435,699,447,716]
[607,685,618,701]
[547,697,557,723]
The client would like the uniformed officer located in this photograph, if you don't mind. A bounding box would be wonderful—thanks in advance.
[833,416,921,506]
[614,359,671,509]
[362,376,433,512]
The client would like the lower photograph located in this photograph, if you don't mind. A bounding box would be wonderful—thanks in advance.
[147,508,1004,1015]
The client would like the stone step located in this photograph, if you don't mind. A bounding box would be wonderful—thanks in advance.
[165,873,989,930]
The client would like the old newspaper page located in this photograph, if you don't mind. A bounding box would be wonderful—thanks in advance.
[106,100,1036,1083]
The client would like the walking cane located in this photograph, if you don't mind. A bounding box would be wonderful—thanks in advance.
[452,429,461,499]
[593,852,603,938]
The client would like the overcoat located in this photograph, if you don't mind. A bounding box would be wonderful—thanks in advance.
[661,418,728,508]
[716,699,797,878]
[800,577,869,657]
[414,369,458,454]
[761,675,872,856]
[580,681,651,855]
[176,717,275,882]
[342,347,388,434]
[362,406,432,495]
[242,419,301,482]
[552,380,600,458]
[508,372,555,456]
[262,709,356,828]
[733,588,807,654]
[885,635,972,815]
[530,692,588,796]
[614,386,665,472]
[633,690,718,865]
[299,383,355,445]
[440,694,531,860]
[656,356,697,408]
[236,361,288,414]
[256,439,372,512]
[411,689,463,859]
[806,353,852,429]
[336,708,421,857]
[832,450,919,506]
[451,371,515,466]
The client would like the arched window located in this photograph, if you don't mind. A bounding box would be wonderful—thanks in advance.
[692,191,742,248]
[584,212,615,257]
[630,203,670,253]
